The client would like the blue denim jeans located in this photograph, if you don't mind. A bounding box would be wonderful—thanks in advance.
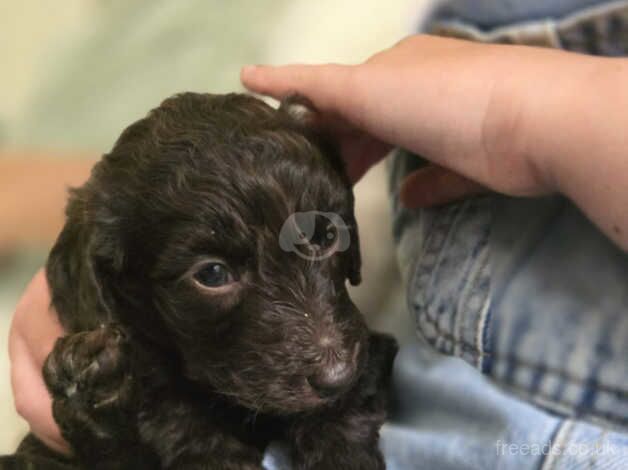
[266,1,628,468]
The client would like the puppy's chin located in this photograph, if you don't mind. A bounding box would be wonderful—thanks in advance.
[192,369,354,414]
[236,387,330,415]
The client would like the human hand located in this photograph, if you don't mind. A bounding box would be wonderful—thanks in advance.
[246,65,394,186]
[241,34,563,207]
[8,269,70,455]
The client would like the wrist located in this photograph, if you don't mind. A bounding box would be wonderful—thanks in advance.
[514,49,604,196]
[477,45,554,196]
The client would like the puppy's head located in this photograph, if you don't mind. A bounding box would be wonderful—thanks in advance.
[48,92,368,413]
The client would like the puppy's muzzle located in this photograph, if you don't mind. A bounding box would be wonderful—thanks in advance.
[307,343,361,398]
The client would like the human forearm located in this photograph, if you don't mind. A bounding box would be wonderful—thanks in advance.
[244,35,628,248]
[242,36,566,195]
[515,54,628,250]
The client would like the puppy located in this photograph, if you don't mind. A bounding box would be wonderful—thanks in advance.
[9,93,398,469]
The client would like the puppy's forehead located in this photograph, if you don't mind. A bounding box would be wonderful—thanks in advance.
[157,96,350,222]
[187,141,348,240]
[99,93,351,264]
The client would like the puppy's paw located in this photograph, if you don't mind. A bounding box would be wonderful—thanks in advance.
[43,324,136,442]
[368,332,399,375]
[361,333,398,394]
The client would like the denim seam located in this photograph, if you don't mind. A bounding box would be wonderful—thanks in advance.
[540,420,575,470]
[538,418,567,470]
[468,226,492,370]
[421,205,463,325]
[414,306,490,356]
[408,203,463,329]
[559,0,628,29]
[415,307,628,424]
[475,295,492,370]
[412,199,491,330]
[431,0,628,51]
[430,18,561,48]
[449,201,487,357]
[416,307,628,397]
[453,239,487,358]
[508,382,628,428]
[408,198,493,366]
[404,211,435,325]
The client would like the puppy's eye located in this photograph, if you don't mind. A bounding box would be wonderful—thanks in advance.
[193,262,234,288]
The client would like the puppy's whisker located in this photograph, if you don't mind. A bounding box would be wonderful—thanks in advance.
[285,285,308,306]
[273,303,307,317]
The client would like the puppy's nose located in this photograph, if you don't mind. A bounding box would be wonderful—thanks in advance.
[308,362,354,397]
[308,346,359,397]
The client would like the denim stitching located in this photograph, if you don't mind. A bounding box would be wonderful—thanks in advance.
[558,1,628,55]
[475,295,492,371]
[449,201,492,359]
[414,330,628,426]
[409,204,462,328]
[538,419,568,470]
[415,201,491,321]
[414,304,628,432]
[416,307,628,397]
[407,197,493,364]
[540,420,575,470]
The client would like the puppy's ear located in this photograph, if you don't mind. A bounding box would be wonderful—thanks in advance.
[46,188,123,330]
[48,180,175,349]
[347,222,362,286]
[46,207,84,329]
[279,95,362,285]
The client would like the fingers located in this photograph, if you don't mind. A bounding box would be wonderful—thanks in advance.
[400,165,487,208]
[9,269,70,455]
[10,332,70,455]
[342,137,392,184]
[10,270,64,362]
[241,63,391,184]
[240,63,354,112]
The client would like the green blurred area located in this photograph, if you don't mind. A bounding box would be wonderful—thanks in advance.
[4,0,285,150]
[1,0,419,151]
[3,1,278,150]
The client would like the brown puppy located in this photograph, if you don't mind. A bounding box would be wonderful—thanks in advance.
[7,93,397,469]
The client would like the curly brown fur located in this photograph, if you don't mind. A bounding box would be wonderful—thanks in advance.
[6,93,397,469]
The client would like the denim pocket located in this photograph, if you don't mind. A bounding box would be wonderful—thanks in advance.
[389,149,494,371]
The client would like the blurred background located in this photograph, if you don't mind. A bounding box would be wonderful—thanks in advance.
[0,0,430,453]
